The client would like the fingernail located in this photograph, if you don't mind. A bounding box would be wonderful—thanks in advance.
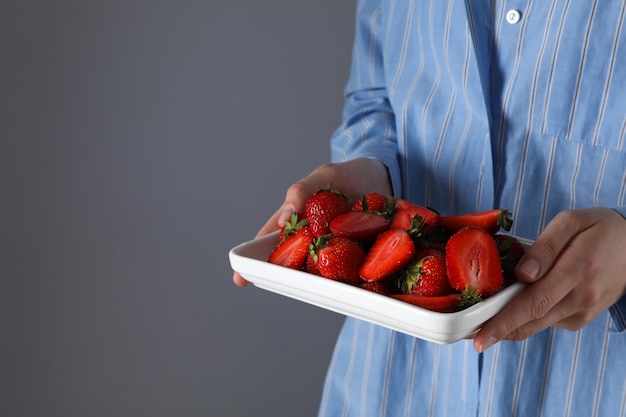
[478,336,498,352]
[517,258,540,281]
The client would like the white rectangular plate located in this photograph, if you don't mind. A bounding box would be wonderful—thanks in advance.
[229,231,531,344]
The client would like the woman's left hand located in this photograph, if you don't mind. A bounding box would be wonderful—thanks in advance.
[474,207,626,352]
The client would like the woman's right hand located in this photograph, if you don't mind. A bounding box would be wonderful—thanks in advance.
[232,158,393,287]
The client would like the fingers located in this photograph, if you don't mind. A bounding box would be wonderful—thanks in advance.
[232,167,334,287]
[473,248,578,352]
[475,266,605,350]
[256,159,390,238]
[233,271,250,287]
[231,158,393,288]
[256,175,330,237]
[513,210,582,283]
[473,209,625,352]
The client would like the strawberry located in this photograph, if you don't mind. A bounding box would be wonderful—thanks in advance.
[493,234,526,271]
[329,210,392,242]
[391,202,439,231]
[494,234,526,287]
[351,192,390,212]
[359,228,416,282]
[267,226,314,270]
[308,235,366,285]
[395,198,420,210]
[438,209,513,234]
[305,185,351,237]
[359,280,397,296]
[278,212,308,243]
[391,294,461,313]
[414,227,453,252]
[305,251,321,276]
[445,227,503,304]
[399,249,453,296]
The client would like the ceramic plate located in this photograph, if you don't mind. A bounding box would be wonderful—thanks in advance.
[229,231,531,344]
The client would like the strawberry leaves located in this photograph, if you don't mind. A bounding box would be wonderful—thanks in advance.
[399,249,453,297]
[267,226,313,270]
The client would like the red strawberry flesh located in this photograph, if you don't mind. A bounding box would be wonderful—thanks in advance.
[391,294,460,313]
[267,227,314,270]
[330,211,391,242]
[446,227,503,297]
[359,228,416,282]
[391,203,439,231]
[438,209,512,234]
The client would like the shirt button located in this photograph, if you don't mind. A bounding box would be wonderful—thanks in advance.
[506,9,521,24]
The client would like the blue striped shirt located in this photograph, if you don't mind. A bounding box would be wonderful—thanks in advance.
[320,1,626,416]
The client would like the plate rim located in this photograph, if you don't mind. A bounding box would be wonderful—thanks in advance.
[229,231,530,344]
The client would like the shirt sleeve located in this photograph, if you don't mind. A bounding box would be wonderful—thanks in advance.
[329,0,402,197]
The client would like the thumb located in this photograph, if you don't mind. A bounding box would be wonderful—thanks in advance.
[515,212,578,283]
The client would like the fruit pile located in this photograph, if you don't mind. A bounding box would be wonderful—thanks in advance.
[267,185,525,313]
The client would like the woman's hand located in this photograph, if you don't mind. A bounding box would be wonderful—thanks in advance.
[474,207,626,352]
[232,158,392,287]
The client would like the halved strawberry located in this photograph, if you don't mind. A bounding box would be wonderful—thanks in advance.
[446,227,503,303]
[308,235,366,285]
[305,185,352,237]
[399,249,453,296]
[391,294,461,313]
[359,228,416,282]
[329,210,391,242]
[391,202,439,231]
[438,209,512,234]
[267,226,314,270]
[278,212,308,243]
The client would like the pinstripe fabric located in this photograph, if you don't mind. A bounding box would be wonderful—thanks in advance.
[319,1,626,416]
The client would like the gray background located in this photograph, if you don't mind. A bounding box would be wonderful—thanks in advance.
[3,1,356,416]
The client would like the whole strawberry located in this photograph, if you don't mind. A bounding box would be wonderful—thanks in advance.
[305,185,351,237]
[351,192,390,213]
[305,251,322,276]
[400,249,453,296]
[309,235,366,285]
[493,234,526,271]
[494,234,526,286]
